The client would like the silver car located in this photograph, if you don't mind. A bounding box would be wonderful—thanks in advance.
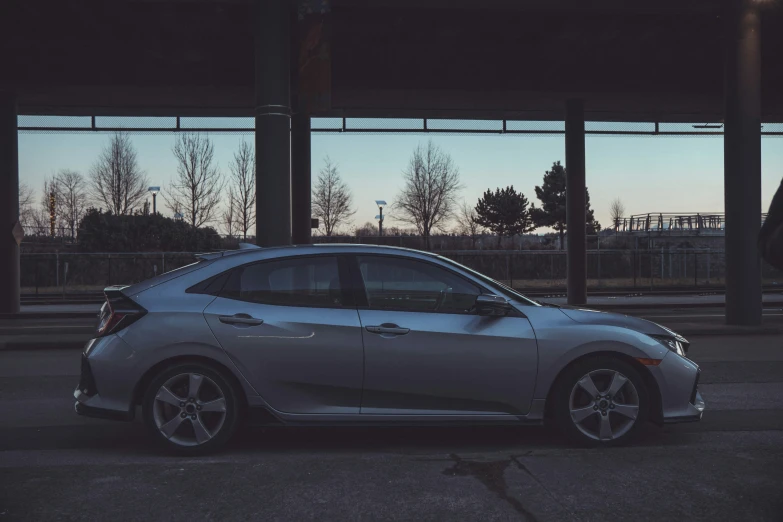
[74,244,704,454]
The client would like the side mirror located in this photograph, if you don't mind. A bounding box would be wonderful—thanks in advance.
[475,294,512,317]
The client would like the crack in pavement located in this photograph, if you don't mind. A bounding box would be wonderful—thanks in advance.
[511,454,580,521]
[442,453,539,522]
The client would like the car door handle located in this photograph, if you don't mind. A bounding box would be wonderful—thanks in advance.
[219,314,264,326]
[365,325,410,336]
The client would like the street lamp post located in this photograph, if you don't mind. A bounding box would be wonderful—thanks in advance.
[375,200,386,236]
[148,186,160,215]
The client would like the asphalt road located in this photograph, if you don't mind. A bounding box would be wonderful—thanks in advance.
[1,335,782,521]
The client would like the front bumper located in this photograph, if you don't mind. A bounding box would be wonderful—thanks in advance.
[652,352,706,423]
[663,390,705,423]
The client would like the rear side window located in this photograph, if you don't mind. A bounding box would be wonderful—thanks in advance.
[221,256,343,308]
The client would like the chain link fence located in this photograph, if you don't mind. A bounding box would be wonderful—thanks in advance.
[21,252,197,294]
[440,249,783,292]
[19,249,783,296]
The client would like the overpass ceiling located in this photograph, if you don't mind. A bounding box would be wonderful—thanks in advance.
[2,0,782,121]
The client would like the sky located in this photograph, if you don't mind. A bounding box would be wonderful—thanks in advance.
[17,127,783,235]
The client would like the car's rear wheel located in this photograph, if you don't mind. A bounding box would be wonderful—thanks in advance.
[142,362,241,455]
[552,356,649,446]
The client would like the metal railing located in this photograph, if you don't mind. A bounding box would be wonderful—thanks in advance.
[612,213,769,235]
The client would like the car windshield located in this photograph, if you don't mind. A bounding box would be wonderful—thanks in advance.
[436,255,540,306]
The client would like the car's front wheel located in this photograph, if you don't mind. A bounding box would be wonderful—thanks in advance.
[142,362,241,455]
[552,356,649,446]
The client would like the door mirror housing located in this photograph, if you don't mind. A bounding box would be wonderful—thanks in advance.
[475,294,512,317]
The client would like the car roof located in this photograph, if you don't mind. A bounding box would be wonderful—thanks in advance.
[197,244,444,271]
[204,243,440,259]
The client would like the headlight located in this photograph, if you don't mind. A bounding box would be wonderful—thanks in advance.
[650,335,686,357]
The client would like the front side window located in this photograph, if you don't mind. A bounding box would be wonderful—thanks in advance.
[222,256,343,307]
[357,256,480,313]
[437,255,540,306]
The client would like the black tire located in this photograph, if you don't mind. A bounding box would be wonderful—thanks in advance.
[142,361,242,455]
[551,355,649,447]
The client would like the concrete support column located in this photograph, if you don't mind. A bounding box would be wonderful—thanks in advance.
[565,99,587,306]
[0,93,20,314]
[291,114,311,245]
[724,0,762,325]
[255,0,291,247]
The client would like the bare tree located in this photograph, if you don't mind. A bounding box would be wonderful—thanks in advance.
[222,189,237,238]
[55,169,88,237]
[227,140,256,240]
[220,194,239,237]
[165,133,223,228]
[393,140,462,249]
[355,221,377,237]
[169,198,184,220]
[29,179,53,236]
[89,132,148,215]
[312,157,355,236]
[36,176,63,236]
[19,182,35,233]
[455,200,483,248]
[609,197,626,232]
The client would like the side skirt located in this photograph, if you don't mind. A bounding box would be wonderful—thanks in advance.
[246,397,547,427]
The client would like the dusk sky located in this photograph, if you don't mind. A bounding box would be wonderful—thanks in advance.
[17,124,783,234]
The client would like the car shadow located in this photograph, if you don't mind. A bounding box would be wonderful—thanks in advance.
[0,418,707,456]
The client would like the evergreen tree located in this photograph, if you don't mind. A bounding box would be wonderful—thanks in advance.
[474,186,535,248]
[531,161,599,249]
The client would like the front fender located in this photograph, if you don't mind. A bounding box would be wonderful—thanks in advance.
[522,306,669,399]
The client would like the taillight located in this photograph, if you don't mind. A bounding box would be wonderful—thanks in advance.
[96,287,147,337]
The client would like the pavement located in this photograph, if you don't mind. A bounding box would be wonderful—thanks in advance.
[1,335,782,521]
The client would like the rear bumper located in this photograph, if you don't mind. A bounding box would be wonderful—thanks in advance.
[74,389,134,422]
[74,351,135,422]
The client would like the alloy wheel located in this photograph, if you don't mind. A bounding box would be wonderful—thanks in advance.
[152,373,227,447]
[568,369,640,441]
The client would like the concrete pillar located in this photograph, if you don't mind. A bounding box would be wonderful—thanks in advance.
[0,93,20,314]
[291,114,311,245]
[565,99,587,305]
[255,0,291,247]
[724,0,762,325]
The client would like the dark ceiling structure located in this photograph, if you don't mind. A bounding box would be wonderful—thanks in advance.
[3,0,782,121]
